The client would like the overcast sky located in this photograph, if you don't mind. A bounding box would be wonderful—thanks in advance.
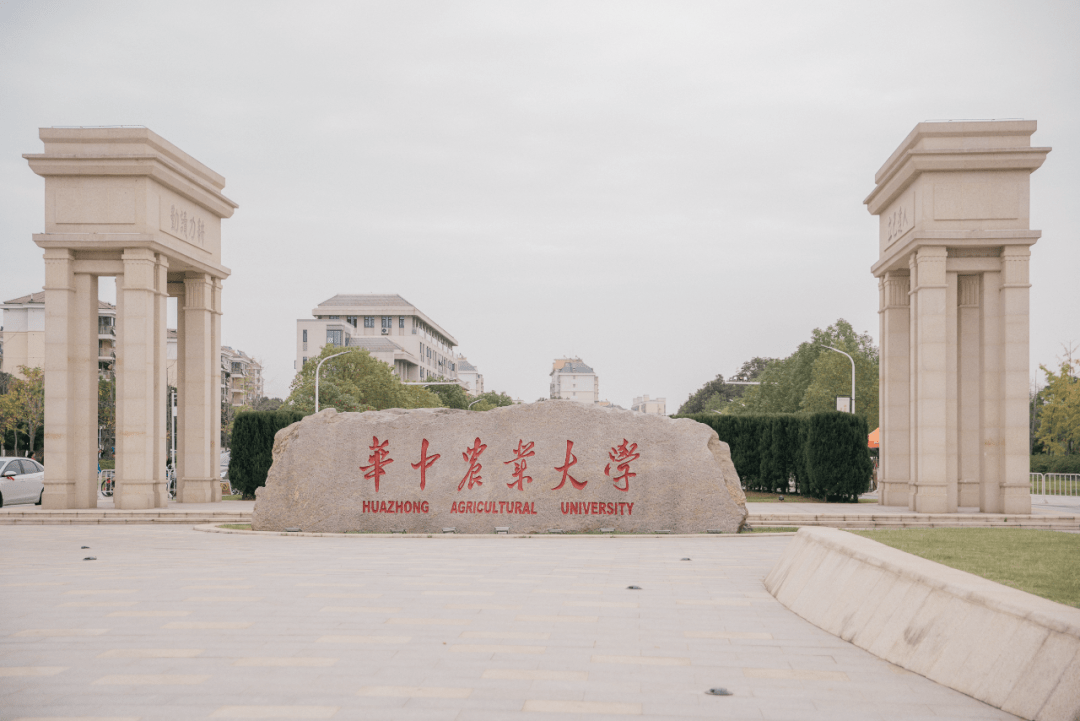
[2,1,1078,407]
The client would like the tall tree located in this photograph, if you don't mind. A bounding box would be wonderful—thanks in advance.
[10,366,45,457]
[0,389,18,455]
[733,319,880,430]
[473,391,514,412]
[1035,359,1079,455]
[99,377,116,459]
[284,345,442,413]
[678,357,772,415]
[422,378,470,409]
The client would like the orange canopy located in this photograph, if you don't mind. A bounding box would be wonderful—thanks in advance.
[868,427,880,449]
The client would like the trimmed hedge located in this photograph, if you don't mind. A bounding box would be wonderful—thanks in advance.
[1031,455,1080,474]
[804,412,873,502]
[229,410,306,499]
[679,412,871,502]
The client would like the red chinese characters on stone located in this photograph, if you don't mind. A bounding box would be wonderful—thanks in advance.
[458,437,487,491]
[552,440,586,491]
[360,436,394,492]
[411,439,440,491]
[605,439,640,492]
[504,439,535,491]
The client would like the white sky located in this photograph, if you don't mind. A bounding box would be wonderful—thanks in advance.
[2,1,1078,406]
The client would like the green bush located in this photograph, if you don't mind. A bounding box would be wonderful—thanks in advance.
[681,414,803,493]
[679,411,870,502]
[1031,455,1080,474]
[804,412,873,502]
[229,410,306,499]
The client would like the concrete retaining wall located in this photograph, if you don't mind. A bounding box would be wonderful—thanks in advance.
[764,527,1080,721]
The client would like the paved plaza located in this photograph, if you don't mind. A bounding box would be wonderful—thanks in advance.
[1,525,1019,720]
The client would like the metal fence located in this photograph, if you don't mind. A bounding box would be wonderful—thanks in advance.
[1030,473,1080,497]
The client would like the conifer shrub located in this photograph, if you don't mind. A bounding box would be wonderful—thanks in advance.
[804,411,873,502]
[680,411,870,501]
[229,410,306,499]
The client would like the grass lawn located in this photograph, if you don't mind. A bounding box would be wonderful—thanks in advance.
[744,491,877,504]
[219,523,252,530]
[851,528,1080,609]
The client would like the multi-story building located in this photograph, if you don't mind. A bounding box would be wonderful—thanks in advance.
[166,334,263,407]
[221,347,263,407]
[549,358,599,404]
[2,290,116,378]
[455,355,484,396]
[296,295,458,383]
[631,395,667,415]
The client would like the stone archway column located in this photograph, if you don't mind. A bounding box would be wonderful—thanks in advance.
[114,249,168,509]
[211,277,223,501]
[878,270,910,506]
[178,272,217,503]
[911,246,950,513]
[41,249,98,508]
[1001,247,1032,513]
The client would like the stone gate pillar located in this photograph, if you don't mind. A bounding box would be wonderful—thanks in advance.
[25,127,237,509]
[866,120,1049,513]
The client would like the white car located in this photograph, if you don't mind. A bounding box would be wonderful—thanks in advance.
[0,457,45,507]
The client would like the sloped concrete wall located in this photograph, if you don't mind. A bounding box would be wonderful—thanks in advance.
[764,527,1080,721]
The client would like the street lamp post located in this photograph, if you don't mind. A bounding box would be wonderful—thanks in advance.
[468,398,482,410]
[315,351,350,413]
[823,345,856,414]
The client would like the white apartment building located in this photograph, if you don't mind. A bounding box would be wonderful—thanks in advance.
[549,358,599,403]
[221,346,264,407]
[296,295,458,383]
[166,333,263,407]
[2,291,117,378]
[456,355,484,396]
[631,395,667,415]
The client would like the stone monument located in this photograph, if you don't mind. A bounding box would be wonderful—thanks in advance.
[252,402,747,533]
[24,127,237,509]
[866,120,1050,513]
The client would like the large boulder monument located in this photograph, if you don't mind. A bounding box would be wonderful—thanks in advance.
[253,402,747,534]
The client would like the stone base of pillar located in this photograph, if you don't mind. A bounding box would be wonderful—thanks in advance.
[115,482,168,510]
[879,480,908,506]
[1002,485,1032,514]
[180,478,221,504]
[42,484,77,509]
[911,485,948,513]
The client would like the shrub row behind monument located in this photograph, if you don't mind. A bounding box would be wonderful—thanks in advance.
[229,410,306,499]
[679,412,872,502]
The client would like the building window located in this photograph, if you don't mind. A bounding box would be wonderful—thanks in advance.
[364,316,375,328]
[303,357,308,366]
[347,316,358,327]
[302,329,308,343]
[327,329,343,346]
[399,317,405,328]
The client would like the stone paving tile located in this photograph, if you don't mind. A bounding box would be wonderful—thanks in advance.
[0,525,1021,720]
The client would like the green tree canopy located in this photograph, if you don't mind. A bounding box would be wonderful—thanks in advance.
[253,397,284,412]
[421,378,471,409]
[12,366,45,457]
[1035,360,1080,455]
[678,357,772,415]
[284,345,442,413]
[731,319,880,431]
[472,390,515,412]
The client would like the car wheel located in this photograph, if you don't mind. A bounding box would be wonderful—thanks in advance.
[36,490,43,505]
[0,492,4,508]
